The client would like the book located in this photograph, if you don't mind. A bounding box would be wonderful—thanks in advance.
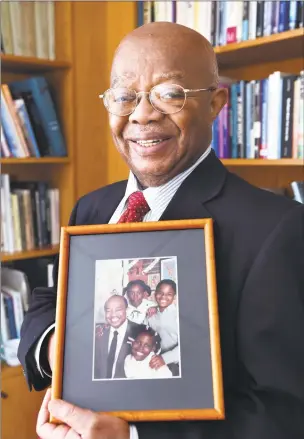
[290,181,304,203]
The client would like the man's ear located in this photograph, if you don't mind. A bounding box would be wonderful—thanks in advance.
[210,88,228,120]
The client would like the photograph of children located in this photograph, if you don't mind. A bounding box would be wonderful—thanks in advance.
[93,256,181,381]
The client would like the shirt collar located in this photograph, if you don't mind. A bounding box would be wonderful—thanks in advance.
[110,318,128,336]
[122,146,212,211]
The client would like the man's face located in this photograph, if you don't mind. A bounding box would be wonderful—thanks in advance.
[127,284,145,308]
[155,284,175,310]
[105,296,127,328]
[132,333,155,361]
[109,36,222,187]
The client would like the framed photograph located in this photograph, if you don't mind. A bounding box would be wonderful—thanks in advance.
[51,219,224,422]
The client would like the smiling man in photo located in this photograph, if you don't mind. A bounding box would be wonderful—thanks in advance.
[94,295,139,379]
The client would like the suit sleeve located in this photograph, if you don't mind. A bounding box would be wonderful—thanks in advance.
[136,205,304,439]
[17,201,80,391]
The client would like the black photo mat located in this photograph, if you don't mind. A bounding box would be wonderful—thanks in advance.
[62,229,214,412]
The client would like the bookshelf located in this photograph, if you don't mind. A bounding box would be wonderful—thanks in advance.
[1,3,75,439]
[67,1,303,195]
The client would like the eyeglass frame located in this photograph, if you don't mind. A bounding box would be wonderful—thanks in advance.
[98,84,217,116]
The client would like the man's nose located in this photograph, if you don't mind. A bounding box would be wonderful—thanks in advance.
[129,92,163,124]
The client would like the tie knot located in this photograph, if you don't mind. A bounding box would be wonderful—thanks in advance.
[113,330,118,337]
[127,191,150,215]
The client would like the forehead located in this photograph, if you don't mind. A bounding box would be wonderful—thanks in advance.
[106,297,125,308]
[128,284,144,292]
[111,39,196,88]
[156,284,174,293]
[136,333,153,343]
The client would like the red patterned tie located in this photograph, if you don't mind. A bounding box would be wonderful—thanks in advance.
[118,191,150,223]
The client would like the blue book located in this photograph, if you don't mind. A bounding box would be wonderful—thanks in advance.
[231,83,238,158]
[137,2,144,27]
[0,89,23,158]
[211,117,219,157]
[245,82,252,159]
[14,98,41,158]
[9,77,67,157]
[242,2,249,41]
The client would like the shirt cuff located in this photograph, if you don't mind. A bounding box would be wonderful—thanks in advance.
[130,425,139,439]
[34,323,55,378]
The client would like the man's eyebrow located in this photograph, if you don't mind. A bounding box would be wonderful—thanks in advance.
[154,71,185,83]
[111,72,136,87]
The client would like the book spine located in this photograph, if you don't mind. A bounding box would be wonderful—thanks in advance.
[260,79,268,158]
[14,99,41,157]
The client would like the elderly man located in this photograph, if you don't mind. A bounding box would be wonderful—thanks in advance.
[18,22,304,439]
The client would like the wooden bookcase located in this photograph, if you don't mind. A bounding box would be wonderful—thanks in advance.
[1,3,75,439]
[1,2,303,438]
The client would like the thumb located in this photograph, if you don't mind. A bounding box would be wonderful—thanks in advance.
[48,399,96,433]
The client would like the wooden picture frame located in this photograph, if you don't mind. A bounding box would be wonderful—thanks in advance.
[51,219,225,423]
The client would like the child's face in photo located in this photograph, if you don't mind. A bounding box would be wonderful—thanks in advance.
[131,333,155,361]
[155,284,175,309]
[127,285,145,308]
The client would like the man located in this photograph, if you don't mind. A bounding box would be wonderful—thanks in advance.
[147,280,180,376]
[18,22,304,439]
[125,280,157,324]
[94,295,139,379]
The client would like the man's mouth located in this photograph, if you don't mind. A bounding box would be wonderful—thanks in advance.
[134,139,170,147]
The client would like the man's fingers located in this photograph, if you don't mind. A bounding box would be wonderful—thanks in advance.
[36,389,57,439]
[48,399,96,434]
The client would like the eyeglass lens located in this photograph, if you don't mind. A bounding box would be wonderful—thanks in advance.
[104,84,186,116]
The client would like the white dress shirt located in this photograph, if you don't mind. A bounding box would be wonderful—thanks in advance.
[35,145,211,439]
[108,319,128,378]
[148,303,180,365]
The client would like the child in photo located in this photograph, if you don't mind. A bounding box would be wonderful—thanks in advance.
[124,325,173,379]
[124,280,157,324]
[147,279,180,376]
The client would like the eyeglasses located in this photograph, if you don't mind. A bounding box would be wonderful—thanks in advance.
[99,84,216,116]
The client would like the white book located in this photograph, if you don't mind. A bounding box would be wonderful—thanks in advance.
[1,1,14,54]
[226,1,243,44]
[48,188,60,245]
[34,1,49,58]
[1,267,30,312]
[8,1,24,56]
[47,1,55,60]
[10,193,22,252]
[1,286,24,339]
[1,174,15,253]
[153,1,167,22]
[249,1,257,40]
[195,1,212,42]
[0,126,11,158]
[176,1,195,30]
[292,78,300,158]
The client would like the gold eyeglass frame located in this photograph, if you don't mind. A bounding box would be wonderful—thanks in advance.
[98,84,217,116]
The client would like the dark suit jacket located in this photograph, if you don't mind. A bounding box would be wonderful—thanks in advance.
[94,320,139,379]
[18,150,304,439]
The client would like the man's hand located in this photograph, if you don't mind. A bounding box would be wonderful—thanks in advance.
[37,389,130,439]
[149,354,166,370]
[47,333,55,371]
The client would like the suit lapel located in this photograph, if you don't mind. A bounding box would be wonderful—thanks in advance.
[160,150,227,222]
[96,180,127,224]
[100,328,110,378]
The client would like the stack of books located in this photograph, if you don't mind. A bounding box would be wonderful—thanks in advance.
[211,71,304,159]
[1,1,55,59]
[1,76,67,158]
[137,1,304,44]
[1,174,60,254]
